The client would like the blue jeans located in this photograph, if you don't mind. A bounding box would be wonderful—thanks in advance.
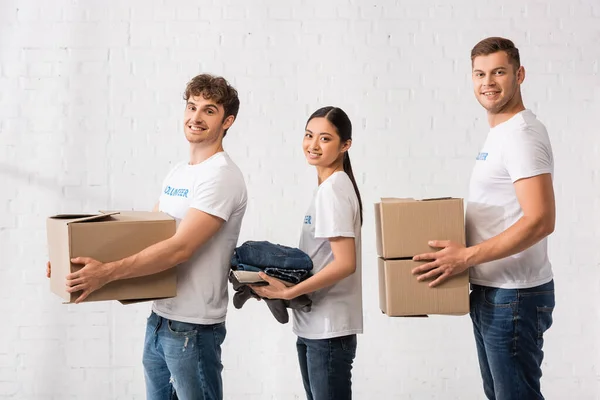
[470,280,555,400]
[296,335,357,400]
[143,312,226,400]
[232,240,313,271]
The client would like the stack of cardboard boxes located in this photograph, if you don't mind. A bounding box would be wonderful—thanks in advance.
[46,211,177,304]
[374,198,470,316]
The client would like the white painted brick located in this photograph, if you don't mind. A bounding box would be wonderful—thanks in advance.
[63,6,89,22]
[380,4,407,19]
[0,382,19,396]
[290,5,315,20]
[0,2,17,22]
[15,4,42,22]
[27,62,54,77]
[79,61,109,76]
[65,339,110,368]
[130,21,169,47]
[312,4,339,19]
[359,4,384,19]
[404,4,433,20]
[223,5,246,20]
[0,367,17,382]
[2,61,27,78]
[58,22,129,47]
[593,2,600,18]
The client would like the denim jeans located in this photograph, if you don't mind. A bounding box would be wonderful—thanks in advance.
[470,280,555,400]
[143,312,226,400]
[296,335,357,400]
[232,241,313,271]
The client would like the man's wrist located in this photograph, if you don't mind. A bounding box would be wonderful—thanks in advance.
[465,245,480,268]
[104,260,121,282]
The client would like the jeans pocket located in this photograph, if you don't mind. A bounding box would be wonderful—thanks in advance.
[167,319,198,336]
[146,312,154,324]
[212,323,226,347]
[483,287,518,308]
[536,306,554,348]
[339,335,357,354]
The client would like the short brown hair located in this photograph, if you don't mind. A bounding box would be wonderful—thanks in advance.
[471,37,520,70]
[184,74,240,136]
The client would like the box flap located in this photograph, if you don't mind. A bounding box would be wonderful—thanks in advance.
[380,198,414,203]
[98,211,174,222]
[422,197,453,201]
[49,212,120,224]
[47,218,71,302]
[119,296,174,305]
[51,214,97,219]
[69,212,120,224]
[380,197,456,203]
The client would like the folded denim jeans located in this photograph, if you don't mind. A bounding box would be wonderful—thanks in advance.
[231,241,313,271]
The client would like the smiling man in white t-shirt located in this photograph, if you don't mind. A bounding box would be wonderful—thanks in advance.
[61,74,248,400]
[413,37,556,400]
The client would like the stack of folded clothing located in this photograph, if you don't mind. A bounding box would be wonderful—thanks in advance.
[229,240,313,324]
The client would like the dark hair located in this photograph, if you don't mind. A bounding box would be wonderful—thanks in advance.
[306,106,363,225]
[471,37,520,71]
[183,74,240,137]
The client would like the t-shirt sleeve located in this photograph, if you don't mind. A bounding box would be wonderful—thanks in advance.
[503,128,553,183]
[314,182,356,239]
[190,169,244,222]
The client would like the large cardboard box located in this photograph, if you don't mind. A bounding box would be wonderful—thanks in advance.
[374,197,469,316]
[374,197,465,259]
[47,211,177,304]
[378,258,469,316]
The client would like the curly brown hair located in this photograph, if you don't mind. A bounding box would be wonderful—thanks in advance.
[471,37,520,71]
[183,74,240,136]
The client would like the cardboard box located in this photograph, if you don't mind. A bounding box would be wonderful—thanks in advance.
[378,258,469,316]
[374,197,466,259]
[47,211,177,304]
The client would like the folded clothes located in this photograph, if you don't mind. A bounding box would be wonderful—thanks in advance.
[231,241,313,271]
[234,263,310,284]
[228,271,311,324]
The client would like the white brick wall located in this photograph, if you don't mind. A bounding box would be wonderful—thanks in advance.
[1,0,599,398]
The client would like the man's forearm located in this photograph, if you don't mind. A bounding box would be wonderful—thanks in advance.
[107,238,189,282]
[468,215,554,267]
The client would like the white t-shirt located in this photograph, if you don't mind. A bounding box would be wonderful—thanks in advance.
[466,110,554,289]
[293,171,363,340]
[152,151,247,324]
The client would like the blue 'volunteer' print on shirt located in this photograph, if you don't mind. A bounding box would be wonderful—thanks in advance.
[164,186,189,198]
[476,152,488,161]
[304,215,312,224]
